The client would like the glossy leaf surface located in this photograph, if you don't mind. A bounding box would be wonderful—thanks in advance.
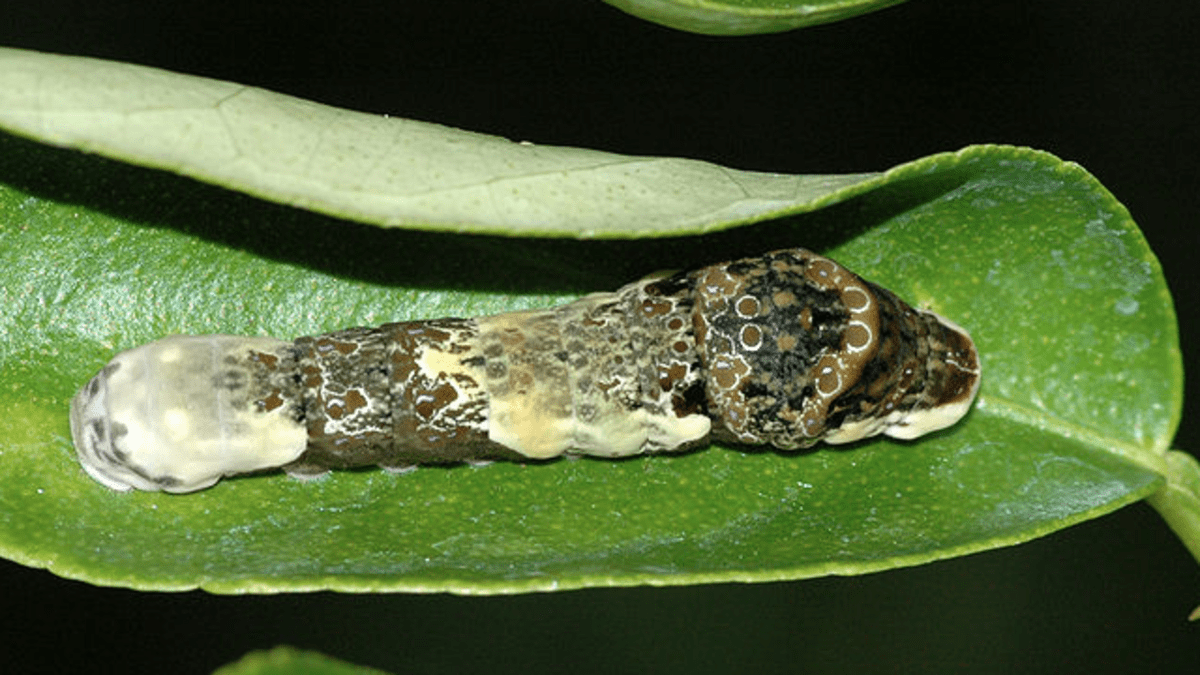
[0,128,1184,592]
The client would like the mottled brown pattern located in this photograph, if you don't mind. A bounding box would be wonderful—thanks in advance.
[245,347,301,416]
[287,327,393,475]
[281,247,976,469]
[70,248,980,492]
[691,249,980,449]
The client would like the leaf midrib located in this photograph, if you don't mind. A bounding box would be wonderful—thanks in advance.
[977,393,1169,475]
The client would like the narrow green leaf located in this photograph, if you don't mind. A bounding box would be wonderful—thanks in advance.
[0,47,882,238]
[0,129,1183,593]
[213,647,391,675]
[604,0,907,35]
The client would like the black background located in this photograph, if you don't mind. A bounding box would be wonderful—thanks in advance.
[2,1,1198,672]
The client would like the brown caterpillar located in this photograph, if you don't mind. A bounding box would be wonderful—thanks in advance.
[69,248,981,493]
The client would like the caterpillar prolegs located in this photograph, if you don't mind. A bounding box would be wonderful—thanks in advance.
[70,248,981,493]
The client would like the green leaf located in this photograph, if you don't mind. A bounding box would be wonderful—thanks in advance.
[0,120,1184,592]
[0,47,883,238]
[213,647,391,675]
[603,0,907,35]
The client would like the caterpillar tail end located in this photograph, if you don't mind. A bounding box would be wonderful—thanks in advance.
[70,364,138,492]
[69,335,308,493]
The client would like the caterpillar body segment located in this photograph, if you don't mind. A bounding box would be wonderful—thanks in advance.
[70,249,981,493]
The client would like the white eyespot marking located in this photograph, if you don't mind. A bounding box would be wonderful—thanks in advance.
[738,324,764,351]
[71,248,980,492]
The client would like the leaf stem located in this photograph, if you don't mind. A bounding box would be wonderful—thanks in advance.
[1145,450,1200,620]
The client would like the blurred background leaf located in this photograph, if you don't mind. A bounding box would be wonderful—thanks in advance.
[213,647,392,675]
[0,46,885,237]
[603,0,908,35]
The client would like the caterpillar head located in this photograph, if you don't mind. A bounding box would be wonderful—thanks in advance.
[821,307,981,445]
[692,249,980,449]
